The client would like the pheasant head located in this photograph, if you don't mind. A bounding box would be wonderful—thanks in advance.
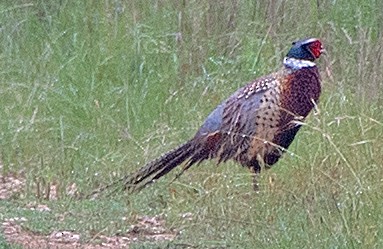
[286,38,325,61]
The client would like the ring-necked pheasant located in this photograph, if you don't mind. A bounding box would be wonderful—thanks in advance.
[89,38,325,197]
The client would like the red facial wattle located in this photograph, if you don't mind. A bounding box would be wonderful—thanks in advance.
[309,40,323,58]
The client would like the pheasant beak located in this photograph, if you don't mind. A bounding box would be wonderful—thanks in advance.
[320,47,327,55]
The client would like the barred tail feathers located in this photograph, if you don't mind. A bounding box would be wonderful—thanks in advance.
[124,140,198,191]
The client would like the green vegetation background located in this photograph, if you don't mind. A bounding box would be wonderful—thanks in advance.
[0,0,382,248]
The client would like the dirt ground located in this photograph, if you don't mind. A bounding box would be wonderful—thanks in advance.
[0,165,176,248]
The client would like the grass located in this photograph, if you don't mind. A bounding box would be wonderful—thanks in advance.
[1,0,383,248]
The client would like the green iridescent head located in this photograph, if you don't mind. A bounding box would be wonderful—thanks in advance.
[286,38,325,61]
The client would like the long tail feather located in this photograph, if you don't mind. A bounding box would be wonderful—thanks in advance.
[123,141,195,191]
[84,140,198,199]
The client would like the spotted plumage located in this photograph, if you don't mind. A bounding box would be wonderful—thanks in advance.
[89,38,325,196]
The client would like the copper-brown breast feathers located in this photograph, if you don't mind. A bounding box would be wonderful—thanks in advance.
[279,67,321,119]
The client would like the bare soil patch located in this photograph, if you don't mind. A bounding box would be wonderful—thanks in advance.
[2,215,176,249]
[0,165,176,248]
[0,166,25,200]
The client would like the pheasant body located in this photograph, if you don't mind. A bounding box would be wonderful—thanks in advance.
[192,58,321,172]
[106,38,325,193]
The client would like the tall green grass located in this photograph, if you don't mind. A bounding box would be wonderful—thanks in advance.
[1,0,383,248]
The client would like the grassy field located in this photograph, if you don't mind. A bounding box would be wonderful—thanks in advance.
[1,0,383,248]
